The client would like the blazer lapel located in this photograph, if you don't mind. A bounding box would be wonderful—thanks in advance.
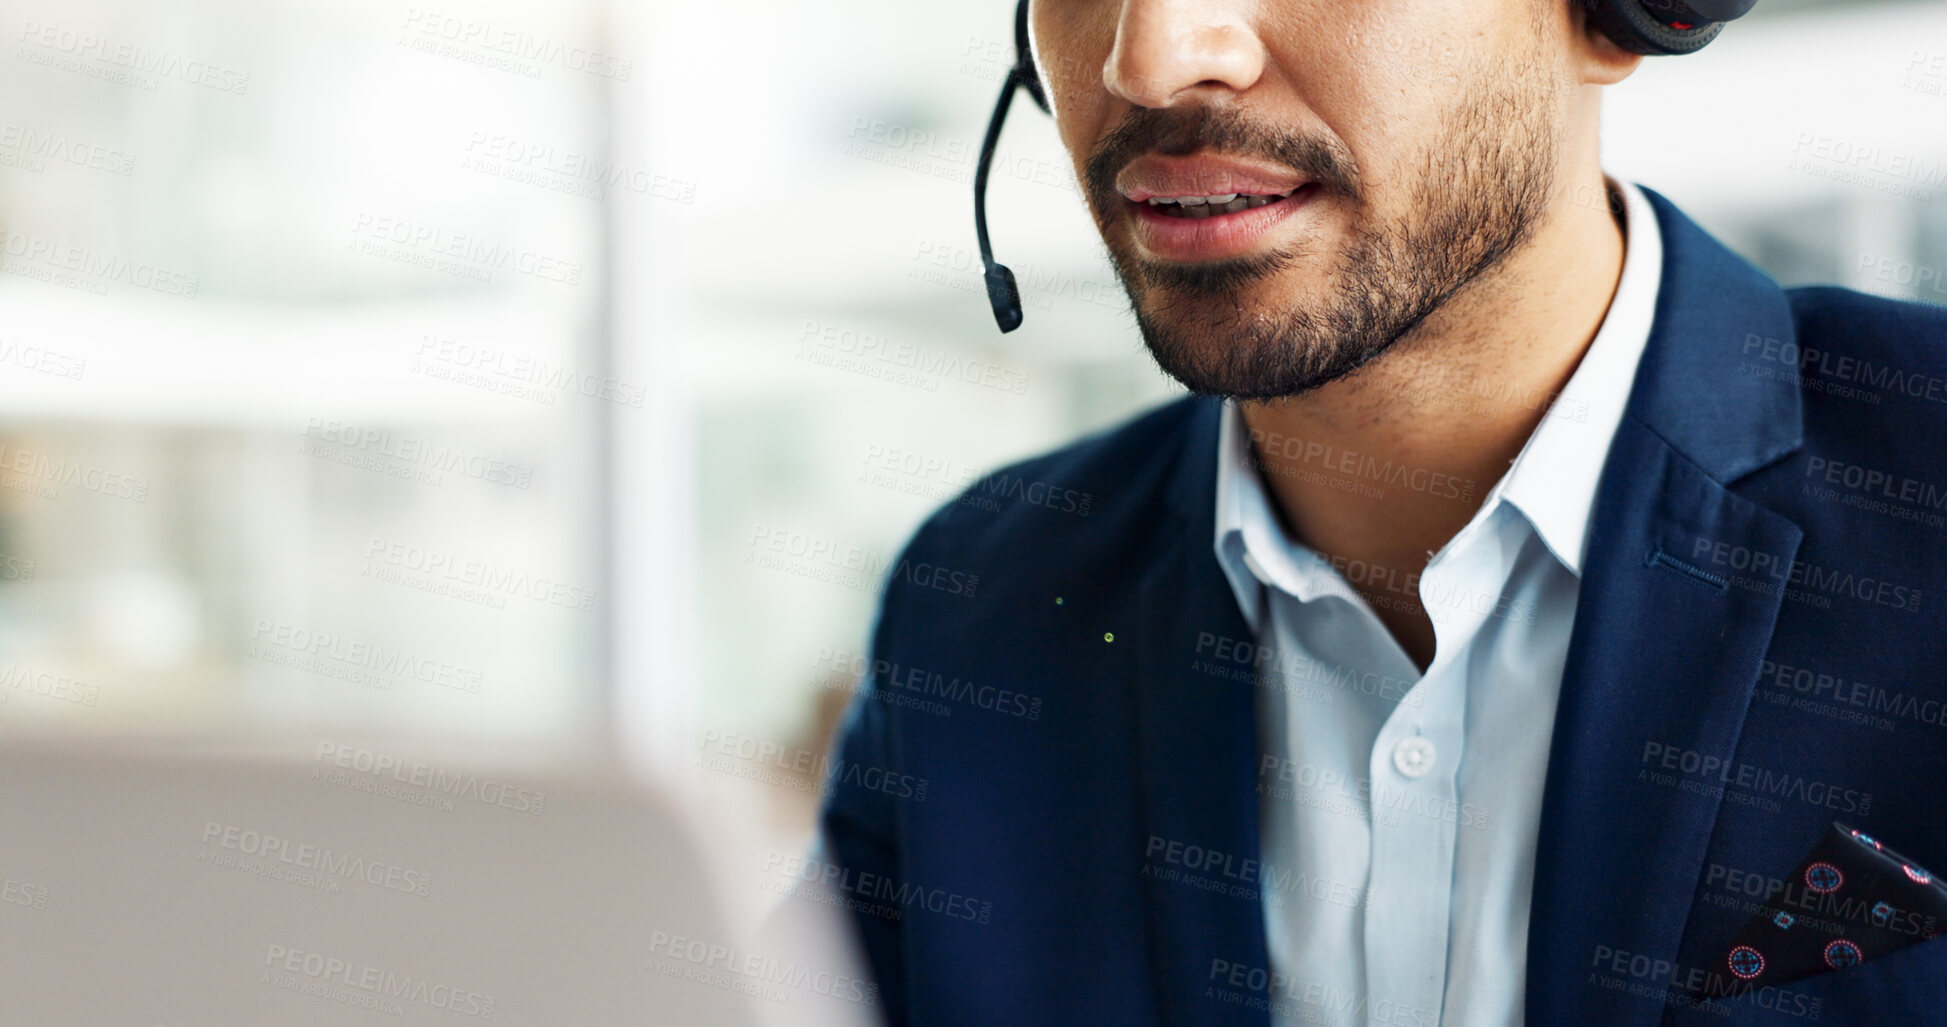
[1524,187,1808,1026]
[1128,396,1273,1026]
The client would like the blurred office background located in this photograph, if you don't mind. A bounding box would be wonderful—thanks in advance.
[0,0,1943,934]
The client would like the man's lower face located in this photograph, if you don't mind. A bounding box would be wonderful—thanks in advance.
[1089,72,1562,401]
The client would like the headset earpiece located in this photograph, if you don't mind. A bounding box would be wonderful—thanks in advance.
[1585,0,1757,55]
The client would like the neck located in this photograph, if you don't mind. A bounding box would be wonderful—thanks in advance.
[1236,169,1627,669]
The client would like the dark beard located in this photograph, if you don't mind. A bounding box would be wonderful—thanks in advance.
[1082,64,1560,401]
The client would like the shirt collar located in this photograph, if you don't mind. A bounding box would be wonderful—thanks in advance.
[1497,175,1662,577]
[1213,175,1664,604]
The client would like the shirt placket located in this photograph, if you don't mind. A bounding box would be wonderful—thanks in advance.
[1359,507,1506,1027]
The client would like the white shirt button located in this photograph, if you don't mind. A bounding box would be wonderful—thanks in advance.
[1392,736,1436,778]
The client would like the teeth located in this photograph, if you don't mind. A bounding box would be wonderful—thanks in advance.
[1145,189,1298,217]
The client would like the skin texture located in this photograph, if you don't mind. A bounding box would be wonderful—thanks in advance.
[1032,0,1644,670]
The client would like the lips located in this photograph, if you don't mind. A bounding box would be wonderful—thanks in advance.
[1114,153,1321,263]
[1115,153,1312,204]
[1127,182,1320,260]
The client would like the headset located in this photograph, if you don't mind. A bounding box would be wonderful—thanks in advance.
[973,0,1761,332]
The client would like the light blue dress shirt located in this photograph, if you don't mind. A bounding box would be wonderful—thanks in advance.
[1212,177,1663,1027]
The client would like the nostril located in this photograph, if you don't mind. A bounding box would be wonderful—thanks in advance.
[1102,61,1174,108]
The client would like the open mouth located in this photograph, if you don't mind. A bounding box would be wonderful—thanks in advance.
[1139,183,1315,219]
[1121,179,1323,262]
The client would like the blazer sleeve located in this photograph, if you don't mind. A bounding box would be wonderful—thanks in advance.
[817,638,909,1026]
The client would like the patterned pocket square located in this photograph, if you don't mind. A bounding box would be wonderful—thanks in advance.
[1711,821,1947,990]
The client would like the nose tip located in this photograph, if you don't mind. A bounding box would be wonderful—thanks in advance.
[1103,9,1264,108]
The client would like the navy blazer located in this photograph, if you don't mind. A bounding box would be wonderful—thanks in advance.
[817,186,1947,1026]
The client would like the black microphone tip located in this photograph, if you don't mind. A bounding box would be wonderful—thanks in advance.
[984,262,1024,333]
